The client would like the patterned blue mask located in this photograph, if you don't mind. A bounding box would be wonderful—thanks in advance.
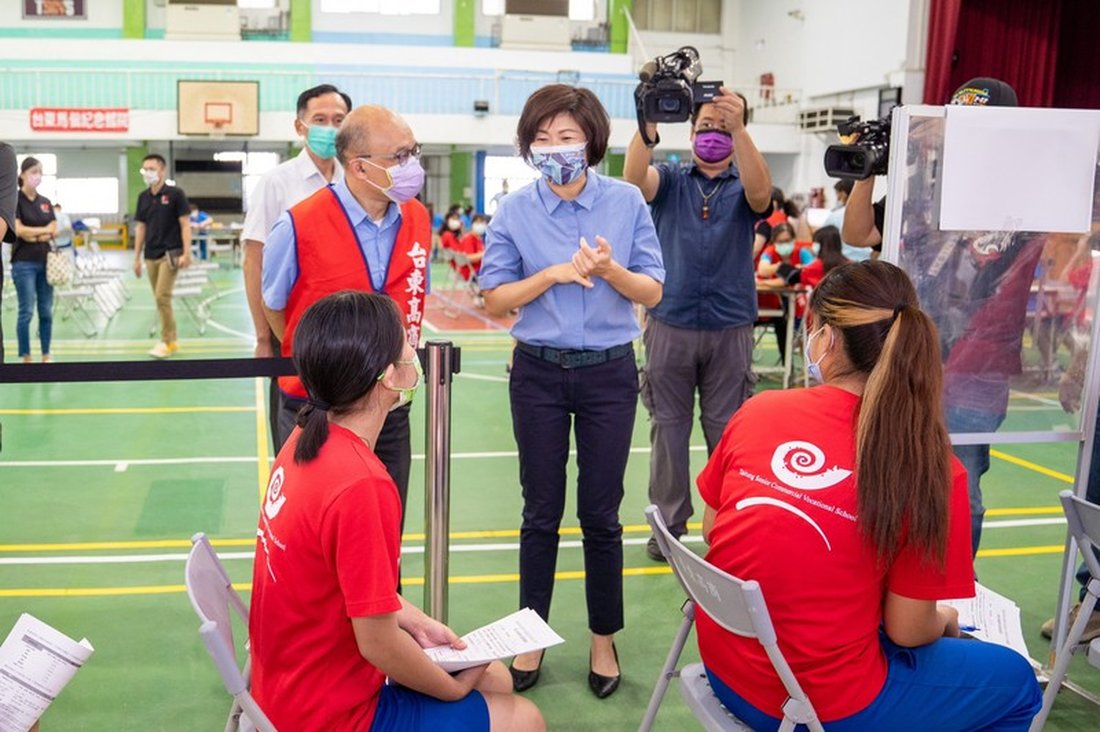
[529,142,588,185]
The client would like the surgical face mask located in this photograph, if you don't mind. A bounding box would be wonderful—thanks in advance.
[472,222,487,236]
[447,218,461,231]
[806,326,830,383]
[25,173,42,189]
[811,242,821,256]
[529,142,587,186]
[140,168,160,186]
[775,241,795,258]
[361,157,426,204]
[305,124,338,160]
[381,357,423,411]
[693,130,733,163]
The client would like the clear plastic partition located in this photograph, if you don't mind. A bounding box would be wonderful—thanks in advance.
[882,106,1100,446]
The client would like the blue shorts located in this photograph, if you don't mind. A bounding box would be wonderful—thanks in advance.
[370,684,489,732]
[705,634,1040,732]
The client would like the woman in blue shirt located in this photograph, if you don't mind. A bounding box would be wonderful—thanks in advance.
[479,84,665,700]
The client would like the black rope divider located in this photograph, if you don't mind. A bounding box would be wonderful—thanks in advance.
[0,357,298,385]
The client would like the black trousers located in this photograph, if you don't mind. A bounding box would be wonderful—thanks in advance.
[279,397,412,536]
[509,347,638,636]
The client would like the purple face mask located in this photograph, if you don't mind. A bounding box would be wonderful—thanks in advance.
[693,130,733,163]
[361,157,425,204]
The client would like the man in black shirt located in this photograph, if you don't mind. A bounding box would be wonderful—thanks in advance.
[133,153,191,359]
[0,142,17,363]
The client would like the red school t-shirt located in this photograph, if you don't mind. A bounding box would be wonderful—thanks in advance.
[249,425,403,732]
[696,385,974,722]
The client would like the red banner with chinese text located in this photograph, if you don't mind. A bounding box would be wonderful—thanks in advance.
[29,108,130,133]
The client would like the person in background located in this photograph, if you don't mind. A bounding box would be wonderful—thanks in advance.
[696,260,1041,730]
[250,290,544,732]
[13,156,57,363]
[456,213,488,307]
[189,202,213,260]
[757,222,812,364]
[823,179,867,262]
[488,179,510,215]
[798,225,848,289]
[133,153,191,359]
[52,202,73,256]
[241,83,350,451]
[480,84,664,699]
[0,143,17,362]
[623,85,772,563]
[439,210,463,258]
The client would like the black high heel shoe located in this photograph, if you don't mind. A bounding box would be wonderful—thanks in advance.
[509,650,544,692]
[588,642,620,699]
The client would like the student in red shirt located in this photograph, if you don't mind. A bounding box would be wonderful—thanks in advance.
[250,291,544,732]
[455,213,487,282]
[797,225,848,290]
[696,261,1040,730]
[440,210,463,256]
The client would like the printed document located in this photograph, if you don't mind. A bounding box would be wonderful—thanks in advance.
[942,583,1030,659]
[424,608,565,672]
[0,613,94,732]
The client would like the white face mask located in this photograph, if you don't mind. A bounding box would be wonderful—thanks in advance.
[472,222,487,236]
[140,168,160,186]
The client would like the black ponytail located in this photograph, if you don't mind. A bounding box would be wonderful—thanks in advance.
[292,291,405,463]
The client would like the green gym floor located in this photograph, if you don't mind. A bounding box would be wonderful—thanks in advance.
[1,259,1098,730]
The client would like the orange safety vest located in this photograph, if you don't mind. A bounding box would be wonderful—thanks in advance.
[278,186,430,399]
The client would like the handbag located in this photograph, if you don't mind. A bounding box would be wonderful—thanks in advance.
[45,241,74,286]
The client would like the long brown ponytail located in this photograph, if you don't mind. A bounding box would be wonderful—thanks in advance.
[809,261,952,565]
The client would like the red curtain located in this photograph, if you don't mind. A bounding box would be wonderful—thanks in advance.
[923,0,1062,107]
[1053,0,1100,109]
[922,0,963,106]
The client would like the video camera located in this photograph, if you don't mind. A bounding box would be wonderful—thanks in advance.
[823,115,892,180]
[635,46,722,125]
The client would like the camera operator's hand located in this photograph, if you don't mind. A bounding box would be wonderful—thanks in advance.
[715,87,746,134]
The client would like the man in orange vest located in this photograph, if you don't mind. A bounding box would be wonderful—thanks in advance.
[261,105,430,531]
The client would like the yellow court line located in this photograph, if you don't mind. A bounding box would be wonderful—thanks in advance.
[0,406,254,416]
[400,521,705,542]
[255,377,271,505]
[0,553,1059,599]
[985,507,1064,517]
[990,449,1075,484]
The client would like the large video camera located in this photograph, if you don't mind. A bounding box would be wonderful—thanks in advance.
[823,115,892,180]
[635,46,722,125]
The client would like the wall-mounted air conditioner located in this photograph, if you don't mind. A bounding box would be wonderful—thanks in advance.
[500,0,571,52]
[165,0,241,42]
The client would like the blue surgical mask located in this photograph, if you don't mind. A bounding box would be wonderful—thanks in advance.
[306,125,338,160]
[806,326,830,383]
[811,242,821,255]
[775,242,795,258]
[529,142,587,185]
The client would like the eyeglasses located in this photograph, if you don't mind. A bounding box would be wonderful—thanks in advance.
[357,144,422,167]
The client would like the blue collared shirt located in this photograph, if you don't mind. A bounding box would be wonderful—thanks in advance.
[262,179,402,309]
[648,162,768,330]
[479,172,665,351]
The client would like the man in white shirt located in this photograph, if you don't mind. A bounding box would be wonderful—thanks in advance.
[241,83,350,451]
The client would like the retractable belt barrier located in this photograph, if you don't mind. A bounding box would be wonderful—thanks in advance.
[1,344,462,622]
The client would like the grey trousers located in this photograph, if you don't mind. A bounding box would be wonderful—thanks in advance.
[642,318,755,537]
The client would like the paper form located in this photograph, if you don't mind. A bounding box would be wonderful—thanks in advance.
[942,583,1030,660]
[0,613,94,732]
[424,608,565,673]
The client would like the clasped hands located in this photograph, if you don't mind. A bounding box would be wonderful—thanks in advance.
[547,236,615,289]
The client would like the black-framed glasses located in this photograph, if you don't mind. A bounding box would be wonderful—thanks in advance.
[357,143,422,167]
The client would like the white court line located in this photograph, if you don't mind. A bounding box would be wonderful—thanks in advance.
[0,519,1064,566]
[0,445,708,469]
[457,372,509,383]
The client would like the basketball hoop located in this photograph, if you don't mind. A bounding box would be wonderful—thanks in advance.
[204,101,233,139]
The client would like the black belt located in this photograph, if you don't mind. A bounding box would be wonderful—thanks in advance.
[516,342,633,369]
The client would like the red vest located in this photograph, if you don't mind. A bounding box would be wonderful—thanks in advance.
[279,187,430,398]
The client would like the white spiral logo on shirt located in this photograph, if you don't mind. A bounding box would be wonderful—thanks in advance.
[264,466,287,520]
[770,441,852,491]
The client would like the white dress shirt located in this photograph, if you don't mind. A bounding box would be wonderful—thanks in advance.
[241,147,343,246]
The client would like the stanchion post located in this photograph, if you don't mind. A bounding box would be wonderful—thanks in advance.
[423,340,460,623]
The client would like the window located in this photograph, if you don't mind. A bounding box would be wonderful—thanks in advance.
[214,151,280,213]
[321,0,441,14]
[483,154,539,215]
[54,178,120,215]
[632,0,721,33]
[482,0,596,21]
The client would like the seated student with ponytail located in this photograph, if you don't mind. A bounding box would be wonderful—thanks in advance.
[695,261,1041,731]
[250,291,544,732]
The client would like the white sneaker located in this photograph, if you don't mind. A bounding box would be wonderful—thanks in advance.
[148,342,173,359]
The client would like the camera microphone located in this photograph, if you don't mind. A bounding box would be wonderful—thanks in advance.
[639,60,658,84]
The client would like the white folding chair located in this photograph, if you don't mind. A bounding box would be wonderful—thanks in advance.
[640,506,824,732]
[185,533,277,732]
[1029,491,1100,731]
